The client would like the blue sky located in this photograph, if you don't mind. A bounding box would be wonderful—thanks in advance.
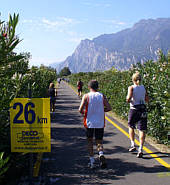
[1,0,170,66]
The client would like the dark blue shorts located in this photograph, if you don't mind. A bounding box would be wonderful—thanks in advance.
[78,88,82,92]
[128,108,147,131]
[50,97,56,103]
[86,128,104,140]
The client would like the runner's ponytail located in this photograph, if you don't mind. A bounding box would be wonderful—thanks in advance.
[132,72,141,85]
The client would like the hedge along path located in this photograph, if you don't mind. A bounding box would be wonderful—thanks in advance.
[33,81,59,177]
[66,81,170,170]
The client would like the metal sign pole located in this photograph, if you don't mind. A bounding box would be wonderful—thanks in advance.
[10,77,51,184]
[28,81,33,185]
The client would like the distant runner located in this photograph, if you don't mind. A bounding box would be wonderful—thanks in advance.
[77,79,83,97]
[126,72,149,158]
[79,80,112,169]
[57,78,61,85]
[48,83,57,112]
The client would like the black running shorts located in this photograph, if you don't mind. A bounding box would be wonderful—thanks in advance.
[78,88,82,92]
[128,108,147,131]
[86,128,104,140]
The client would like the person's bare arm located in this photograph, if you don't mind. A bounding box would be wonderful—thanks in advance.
[79,94,87,114]
[103,95,112,112]
[126,86,133,103]
[55,88,57,97]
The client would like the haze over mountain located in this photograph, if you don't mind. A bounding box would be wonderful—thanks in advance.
[52,18,170,73]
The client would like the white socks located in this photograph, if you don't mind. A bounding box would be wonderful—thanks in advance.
[90,157,95,164]
[99,151,104,157]
[90,151,104,164]
[131,140,135,148]
[130,140,143,152]
[138,145,143,152]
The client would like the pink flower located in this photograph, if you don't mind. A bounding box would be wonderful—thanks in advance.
[3,33,7,37]
[153,76,156,80]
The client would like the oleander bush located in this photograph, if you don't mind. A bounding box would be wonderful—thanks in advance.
[0,13,56,182]
[68,52,169,145]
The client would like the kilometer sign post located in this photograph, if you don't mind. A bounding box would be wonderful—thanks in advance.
[10,98,51,153]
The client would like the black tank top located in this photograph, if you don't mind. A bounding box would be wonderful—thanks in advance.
[48,88,55,97]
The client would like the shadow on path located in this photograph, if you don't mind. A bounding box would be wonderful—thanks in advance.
[40,114,168,185]
[38,82,169,185]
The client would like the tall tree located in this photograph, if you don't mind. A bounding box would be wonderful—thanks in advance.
[59,67,71,77]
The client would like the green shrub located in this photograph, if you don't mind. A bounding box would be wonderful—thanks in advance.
[0,13,57,181]
[69,54,169,145]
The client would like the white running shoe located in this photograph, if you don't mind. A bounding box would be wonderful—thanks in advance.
[137,152,143,158]
[88,161,95,169]
[128,146,136,152]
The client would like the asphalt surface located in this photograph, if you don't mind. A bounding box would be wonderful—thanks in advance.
[36,81,170,185]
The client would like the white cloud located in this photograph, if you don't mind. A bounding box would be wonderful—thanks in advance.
[21,17,85,44]
[41,17,79,28]
[101,19,126,25]
[29,56,62,67]
[22,17,81,30]
[42,18,60,27]
[66,31,85,43]
[82,1,111,8]
[68,37,82,43]
[94,3,111,7]
[22,19,34,23]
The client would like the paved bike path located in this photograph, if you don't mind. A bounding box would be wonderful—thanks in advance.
[38,81,170,185]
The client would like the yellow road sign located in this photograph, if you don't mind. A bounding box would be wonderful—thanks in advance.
[10,98,51,152]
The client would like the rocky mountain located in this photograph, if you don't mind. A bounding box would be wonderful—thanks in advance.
[53,18,170,73]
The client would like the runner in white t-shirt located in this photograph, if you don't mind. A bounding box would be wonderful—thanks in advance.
[126,72,149,158]
[79,80,112,169]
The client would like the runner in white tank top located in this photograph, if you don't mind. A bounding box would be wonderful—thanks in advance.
[85,91,105,128]
[130,84,146,109]
[79,80,112,169]
[126,72,149,158]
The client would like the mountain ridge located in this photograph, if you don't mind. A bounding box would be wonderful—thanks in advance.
[52,18,170,73]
